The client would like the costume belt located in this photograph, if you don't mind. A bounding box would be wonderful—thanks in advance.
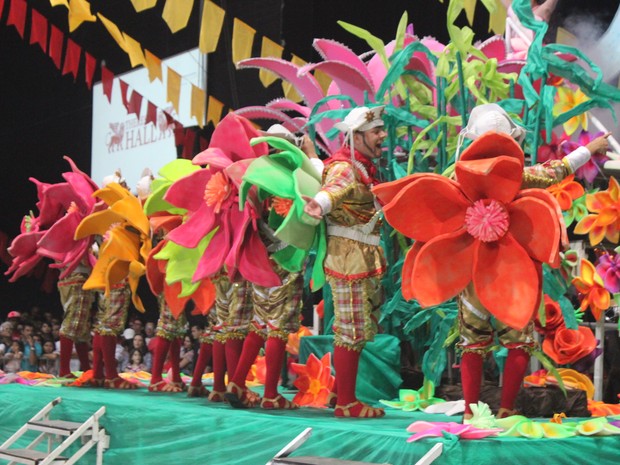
[326,225,381,246]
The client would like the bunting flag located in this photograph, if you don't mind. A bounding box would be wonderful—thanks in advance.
[97,13,128,53]
[30,9,49,53]
[199,135,208,151]
[0,0,5,19]
[167,68,182,114]
[67,0,96,32]
[259,37,283,87]
[206,95,224,126]
[122,32,146,68]
[282,54,306,102]
[146,101,158,126]
[62,37,81,80]
[101,65,114,103]
[173,124,186,145]
[232,18,256,64]
[182,129,196,159]
[199,0,225,54]
[190,84,206,127]
[49,24,64,70]
[144,49,163,82]
[84,52,96,89]
[488,0,506,35]
[127,90,143,119]
[314,69,332,94]
[7,0,27,39]
[162,0,194,34]
[119,80,130,109]
[129,0,157,12]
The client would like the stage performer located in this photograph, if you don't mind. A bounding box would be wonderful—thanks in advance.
[303,106,388,418]
[187,313,217,397]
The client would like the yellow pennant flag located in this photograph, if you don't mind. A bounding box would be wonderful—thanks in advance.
[199,0,225,54]
[314,69,332,94]
[488,0,506,35]
[98,13,128,53]
[123,33,146,68]
[67,0,96,32]
[167,68,182,114]
[145,50,163,82]
[130,0,157,12]
[191,85,206,127]
[259,37,283,87]
[207,96,224,126]
[50,0,69,8]
[282,54,307,103]
[162,0,194,34]
[463,0,476,26]
[232,18,256,65]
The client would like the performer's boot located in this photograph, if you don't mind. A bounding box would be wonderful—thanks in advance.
[149,336,181,392]
[333,346,384,418]
[102,334,136,389]
[498,348,529,418]
[261,336,297,409]
[226,331,264,408]
[167,337,185,389]
[59,336,75,378]
[188,341,212,397]
[75,342,90,372]
[89,333,104,387]
[209,340,227,401]
[460,351,484,420]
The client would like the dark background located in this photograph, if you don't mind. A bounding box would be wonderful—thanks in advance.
[0,0,617,319]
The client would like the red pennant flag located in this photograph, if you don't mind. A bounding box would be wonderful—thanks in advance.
[174,125,186,146]
[182,130,196,160]
[127,91,143,119]
[101,65,114,103]
[7,0,27,38]
[62,38,81,80]
[163,111,175,129]
[0,0,5,21]
[49,25,64,70]
[146,101,158,126]
[84,52,96,89]
[199,136,208,152]
[119,80,130,110]
[29,9,48,52]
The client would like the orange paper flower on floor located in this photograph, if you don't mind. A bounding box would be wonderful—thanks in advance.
[373,132,564,330]
[572,259,610,321]
[547,174,585,211]
[588,400,620,417]
[246,355,266,385]
[291,352,334,407]
[286,326,313,356]
[574,177,620,246]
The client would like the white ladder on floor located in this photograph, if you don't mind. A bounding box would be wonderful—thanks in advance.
[0,397,109,465]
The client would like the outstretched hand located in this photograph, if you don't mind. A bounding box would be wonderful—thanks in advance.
[302,195,323,220]
[586,132,611,155]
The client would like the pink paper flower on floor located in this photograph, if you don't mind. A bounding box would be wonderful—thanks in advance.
[406,421,502,442]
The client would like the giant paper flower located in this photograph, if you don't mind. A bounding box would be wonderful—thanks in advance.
[291,352,334,408]
[553,87,589,136]
[563,195,588,228]
[595,252,620,294]
[542,324,597,365]
[572,258,610,321]
[163,113,280,287]
[537,131,569,164]
[547,174,584,211]
[74,182,151,312]
[406,421,501,442]
[574,177,620,246]
[534,295,565,336]
[561,131,608,183]
[373,132,564,330]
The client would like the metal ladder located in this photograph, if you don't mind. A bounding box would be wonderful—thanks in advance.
[0,397,109,465]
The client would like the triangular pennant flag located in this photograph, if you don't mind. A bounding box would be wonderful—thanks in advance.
[68,0,96,33]
[0,0,5,19]
[199,135,208,151]
[207,96,224,126]
[182,129,196,159]
[97,13,128,53]
[163,111,175,127]
[232,18,256,64]
[84,52,96,89]
[489,0,506,35]
[127,91,143,119]
[119,80,130,110]
[62,38,81,80]
[314,69,332,94]
[130,0,156,12]
[282,54,306,102]
[49,25,65,70]
[190,84,206,127]
[167,68,182,114]
[29,9,49,53]
[144,49,162,82]
[101,65,114,103]
[174,125,186,146]
[123,33,146,68]
[146,101,158,126]
[7,0,27,38]
[199,0,225,54]
[162,0,194,34]
[259,37,283,87]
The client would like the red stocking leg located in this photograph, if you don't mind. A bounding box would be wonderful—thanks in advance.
[91,333,104,382]
[59,336,74,377]
[228,332,264,388]
[211,340,227,397]
[191,342,213,387]
[224,337,244,380]
[102,334,136,390]
[260,336,297,410]
[460,351,484,418]
[148,336,174,391]
[75,342,90,372]
[499,348,529,417]
[168,338,183,384]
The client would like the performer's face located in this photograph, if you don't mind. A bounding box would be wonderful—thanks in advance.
[354,126,387,159]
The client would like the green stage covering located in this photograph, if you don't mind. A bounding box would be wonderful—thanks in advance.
[299,334,403,404]
[1,384,620,464]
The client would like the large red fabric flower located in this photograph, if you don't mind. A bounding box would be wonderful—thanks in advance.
[534,295,565,336]
[373,132,564,330]
[542,325,597,365]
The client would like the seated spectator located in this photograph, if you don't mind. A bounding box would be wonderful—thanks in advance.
[21,323,42,372]
[7,311,21,340]
[124,349,148,373]
[39,322,54,344]
[179,335,195,376]
[39,340,59,376]
[116,328,134,372]
[3,340,24,373]
[144,322,155,346]
[131,318,145,337]
[131,334,152,371]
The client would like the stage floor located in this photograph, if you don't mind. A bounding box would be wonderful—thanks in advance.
[1,383,619,465]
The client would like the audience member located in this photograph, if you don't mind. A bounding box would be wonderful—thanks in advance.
[39,340,59,376]
[179,335,195,376]
[3,340,24,373]
[21,323,42,371]
[124,349,148,373]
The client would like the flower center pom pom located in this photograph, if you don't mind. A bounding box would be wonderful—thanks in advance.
[67,201,79,214]
[272,197,293,217]
[465,199,510,242]
[204,172,231,213]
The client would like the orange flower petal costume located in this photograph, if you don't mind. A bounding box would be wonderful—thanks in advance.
[373,133,564,330]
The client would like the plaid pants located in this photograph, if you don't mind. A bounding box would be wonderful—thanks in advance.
[58,273,95,342]
[155,294,188,340]
[93,282,131,336]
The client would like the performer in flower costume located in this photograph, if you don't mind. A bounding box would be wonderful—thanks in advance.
[304,106,387,418]
[374,104,609,420]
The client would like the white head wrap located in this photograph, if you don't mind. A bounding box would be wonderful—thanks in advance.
[333,106,385,160]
